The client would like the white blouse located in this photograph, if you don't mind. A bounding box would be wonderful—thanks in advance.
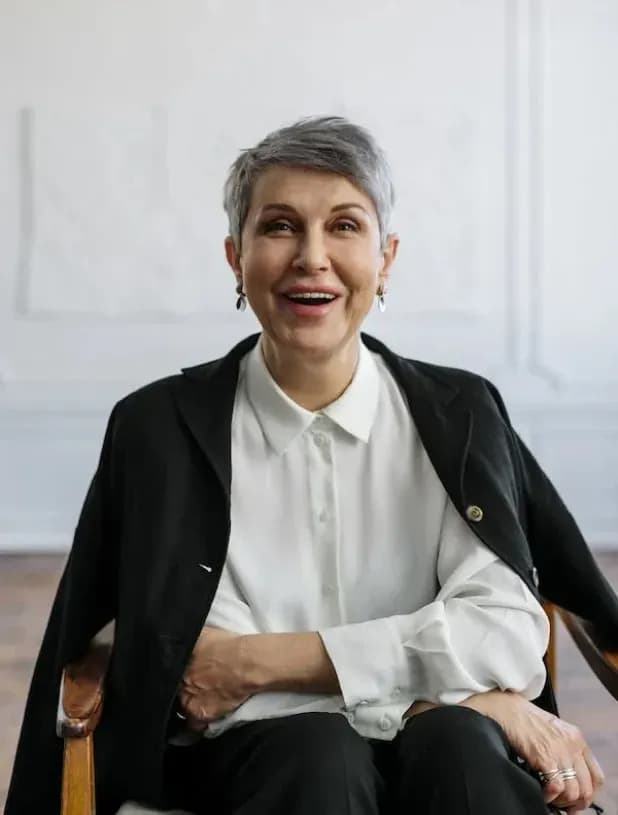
[202,335,549,741]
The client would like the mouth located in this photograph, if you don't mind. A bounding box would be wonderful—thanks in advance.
[278,291,342,318]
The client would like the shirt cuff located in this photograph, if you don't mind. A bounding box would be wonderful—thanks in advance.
[319,618,411,710]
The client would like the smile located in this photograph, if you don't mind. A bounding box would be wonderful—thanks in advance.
[285,292,337,304]
[278,293,341,318]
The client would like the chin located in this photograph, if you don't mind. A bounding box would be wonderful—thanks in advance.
[278,326,351,355]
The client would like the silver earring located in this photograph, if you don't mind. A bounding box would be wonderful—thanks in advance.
[377,286,386,313]
[236,282,247,312]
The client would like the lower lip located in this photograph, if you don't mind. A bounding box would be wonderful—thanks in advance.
[278,295,340,318]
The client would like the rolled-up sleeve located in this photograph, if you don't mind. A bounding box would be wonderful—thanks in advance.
[318,498,549,710]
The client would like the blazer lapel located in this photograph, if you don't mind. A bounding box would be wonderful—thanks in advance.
[361,332,472,508]
[173,333,262,502]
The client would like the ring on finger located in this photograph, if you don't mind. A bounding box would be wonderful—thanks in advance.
[538,769,562,784]
[559,768,578,781]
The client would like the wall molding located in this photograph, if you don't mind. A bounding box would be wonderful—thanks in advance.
[501,0,561,389]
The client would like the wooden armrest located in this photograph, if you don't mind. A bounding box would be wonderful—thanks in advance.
[58,642,112,738]
[556,606,618,700]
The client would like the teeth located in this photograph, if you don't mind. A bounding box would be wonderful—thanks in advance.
[287,292,336,300]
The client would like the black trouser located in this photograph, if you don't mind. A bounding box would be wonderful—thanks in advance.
[165,706,550,814]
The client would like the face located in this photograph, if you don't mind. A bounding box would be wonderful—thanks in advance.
[225,166,398,360]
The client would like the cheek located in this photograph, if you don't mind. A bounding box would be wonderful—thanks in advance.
[245,243,292,281]
[332,243,381,283]
[344,265,382,300]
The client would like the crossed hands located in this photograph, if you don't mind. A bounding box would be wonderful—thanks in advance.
[179,628,604,813]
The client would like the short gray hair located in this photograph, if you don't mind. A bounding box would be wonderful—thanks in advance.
[223,116,395,249]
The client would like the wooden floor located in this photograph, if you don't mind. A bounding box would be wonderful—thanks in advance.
[1,554,617,813]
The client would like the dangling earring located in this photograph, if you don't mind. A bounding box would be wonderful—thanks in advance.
[377,284,386,313]
[236,281,247,312]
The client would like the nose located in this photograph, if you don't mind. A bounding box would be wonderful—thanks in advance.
[292,227,329,273]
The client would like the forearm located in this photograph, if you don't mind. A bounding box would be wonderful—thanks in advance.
[457,688,522,716]
[241,631,341,694]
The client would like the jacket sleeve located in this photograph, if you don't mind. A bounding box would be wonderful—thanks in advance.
[5,403,123,814]
[483,380,618,646]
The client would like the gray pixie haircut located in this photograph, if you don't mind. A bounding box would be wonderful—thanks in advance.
[223,116,395,249]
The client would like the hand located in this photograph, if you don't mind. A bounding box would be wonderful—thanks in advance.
[402,700,439,719]
[178,626,256,731]
[460,690,604,812]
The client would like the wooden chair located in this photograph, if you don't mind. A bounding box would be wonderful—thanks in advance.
[58,603,618,815]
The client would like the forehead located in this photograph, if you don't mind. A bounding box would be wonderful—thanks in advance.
[248,166,376,215]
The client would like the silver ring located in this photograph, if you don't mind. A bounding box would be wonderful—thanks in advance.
[559,768,577,781]
[538,769,562,784]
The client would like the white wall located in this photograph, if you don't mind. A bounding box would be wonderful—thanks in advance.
[0,0,617,551]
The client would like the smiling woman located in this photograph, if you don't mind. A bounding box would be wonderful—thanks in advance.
[223,119,400,410]
[6,116,615,815]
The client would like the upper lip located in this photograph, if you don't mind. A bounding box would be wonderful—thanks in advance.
[281,285,342,297]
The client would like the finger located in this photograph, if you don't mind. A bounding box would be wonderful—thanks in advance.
[186,713,209,732]
[540,772,566,805]
[583,746,605,792]
[182,696,211,729]
[185,699,210,731]
[548,759,581,811]
[539,755,574,806]
[554,754,593,812]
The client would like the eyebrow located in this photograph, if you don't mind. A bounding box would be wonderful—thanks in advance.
[259,202,369,216]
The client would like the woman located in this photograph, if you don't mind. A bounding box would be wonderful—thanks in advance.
[7,117,616,815]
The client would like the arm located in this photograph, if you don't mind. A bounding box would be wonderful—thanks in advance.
[5,406,122,814]
[242,630,340,694]
[516,434,618,643]
[484,378,618,645]
[242,499,549,710]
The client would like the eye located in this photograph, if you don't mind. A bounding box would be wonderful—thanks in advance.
[263,220,295,233]
[334,220,360,232]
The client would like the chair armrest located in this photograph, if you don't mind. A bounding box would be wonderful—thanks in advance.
[58,642,112,738]
[556,606,618,700]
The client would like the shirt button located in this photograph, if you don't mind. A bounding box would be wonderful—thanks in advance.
[379,714,392,731]
[359,700,369,706]
[392,687,401,697]
[318,509,328,522]
[313,433,327,447]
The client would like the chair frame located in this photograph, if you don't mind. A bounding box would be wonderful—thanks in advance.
[57,603,618,815]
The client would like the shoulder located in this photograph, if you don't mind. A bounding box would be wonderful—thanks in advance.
[113,373,183,420]
[112,356,225,418]
[365,332,510,423]
[106,365,214,443]
[102,334,261,445]
[411,358,507,413]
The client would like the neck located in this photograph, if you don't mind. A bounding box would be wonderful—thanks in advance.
[260,334,360,411]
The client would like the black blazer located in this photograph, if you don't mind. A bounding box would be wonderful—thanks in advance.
[6,332,618,815]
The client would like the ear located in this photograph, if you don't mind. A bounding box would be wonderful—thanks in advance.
[379,233,399,290]
[225,236,243,287]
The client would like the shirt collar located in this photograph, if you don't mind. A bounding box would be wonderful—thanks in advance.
[244,335,380,455]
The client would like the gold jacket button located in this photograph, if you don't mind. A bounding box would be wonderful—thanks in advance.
[466,505,484,522]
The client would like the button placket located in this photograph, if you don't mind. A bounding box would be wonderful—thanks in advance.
[310,423,340,619]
